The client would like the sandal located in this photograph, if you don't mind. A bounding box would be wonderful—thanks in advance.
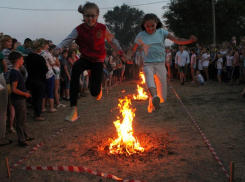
[35,116,46,121]
[0,138,13,146]
[50,109,57,113]
[42,109,47,113]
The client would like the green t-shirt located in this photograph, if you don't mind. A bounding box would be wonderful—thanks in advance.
[0,52,4,74]
[17,46,25,53]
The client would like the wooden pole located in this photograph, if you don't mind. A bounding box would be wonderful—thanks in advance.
[230,161,234,182]
[5,157,11,178]
[212,0,216,45]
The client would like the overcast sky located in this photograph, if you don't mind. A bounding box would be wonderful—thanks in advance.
[0,0,173,46]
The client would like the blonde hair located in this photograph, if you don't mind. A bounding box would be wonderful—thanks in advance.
[0,35,12,51]
[78,2,99,15]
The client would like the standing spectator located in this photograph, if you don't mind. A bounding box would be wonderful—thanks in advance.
[60,50,71,101]
[231,36,236,46]
[229,47,240,85]
[171,48,177,79]
[175,45,190,85]
[216,52,223,86]
[9,51,35,147]
[165,47,172,80]
[17,38,32,53]
[0,35,16,133]
[11,38,18,52]
[68,49,78,68]
[26,39,48,121]
[225,51,234,82]
[201,47,211,83]
[40,39,56,113]
[49,45,65,108]
[190,48,197,83]
[0,50,12,146]
[209,47,217,81]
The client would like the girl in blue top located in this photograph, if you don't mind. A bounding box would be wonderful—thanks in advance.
[127,13,197,113]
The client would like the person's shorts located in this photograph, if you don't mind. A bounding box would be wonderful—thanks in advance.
[197,78,204,85]
[54,73,60,80]
[178,66,187,74]
[192,63,196,69]
[217,69,222,75]
[64,77,70,89]
[44,75,55,99]
[121,65,125,72]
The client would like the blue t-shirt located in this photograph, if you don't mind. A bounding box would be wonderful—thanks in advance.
[134,28,169,63]
[9,69,26,100]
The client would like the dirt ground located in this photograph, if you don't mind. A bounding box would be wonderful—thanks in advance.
[0,79,245,182]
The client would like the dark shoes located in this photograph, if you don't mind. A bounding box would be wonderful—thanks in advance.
[0,139,13,146]
[18,141,29,147]
[26,137,35,141]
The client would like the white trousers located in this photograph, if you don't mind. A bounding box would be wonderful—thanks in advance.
[143,63,167,103]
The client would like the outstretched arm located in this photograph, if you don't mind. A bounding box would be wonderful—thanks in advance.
[105,26,124,55]
[167,33,197,45]
[126,43,139,59]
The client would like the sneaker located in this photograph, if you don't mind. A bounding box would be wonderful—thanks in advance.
[147,97,154,113]
[95,85,102,101]
[8,128,16,133]
[57,104,66,108]
[65,106,78,122]
[152,95,161,110]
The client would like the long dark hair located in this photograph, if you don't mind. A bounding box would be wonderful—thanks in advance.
[140,13,163,31]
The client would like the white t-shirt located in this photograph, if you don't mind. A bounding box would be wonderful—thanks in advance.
[134,28,169,63]
[217,58,223,69]
[165,52,172,65]
[202,53,210,67]
[197,73,204,83]
[198,59,203,70]
[226,55,233,66]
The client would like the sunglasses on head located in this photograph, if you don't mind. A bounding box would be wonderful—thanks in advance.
[84,14,97,18]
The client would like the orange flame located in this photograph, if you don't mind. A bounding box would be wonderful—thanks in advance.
[132,85,148,100]
[140,71,145,84]
[109,97,144,155]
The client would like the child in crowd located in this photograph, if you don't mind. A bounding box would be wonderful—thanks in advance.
[60,50,71,101]
[8,51,35,147]
[165,47,172,80]
[201,46,211,82]
[127,13,197,113]
[193,70,204,86]
[56,2,124,121]
[225,51,234,82]
[216,52,223,85]
[190,48,197,83]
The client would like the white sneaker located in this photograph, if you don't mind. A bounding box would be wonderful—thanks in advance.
[57,104,66,108]
[65,106,78,122]
[152,95,161,110]
[147,97,154,113]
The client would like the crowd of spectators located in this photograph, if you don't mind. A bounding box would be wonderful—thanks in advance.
[0,32,244,146]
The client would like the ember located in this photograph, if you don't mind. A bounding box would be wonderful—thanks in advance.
[109,97,144,155]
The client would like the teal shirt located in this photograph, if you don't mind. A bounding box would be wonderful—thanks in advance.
[0,52,4,74]
[17,45,25,53]
[134,28,169,63]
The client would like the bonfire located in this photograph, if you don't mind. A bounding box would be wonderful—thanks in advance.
[132,71,148,100]
[109,97,144,155]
